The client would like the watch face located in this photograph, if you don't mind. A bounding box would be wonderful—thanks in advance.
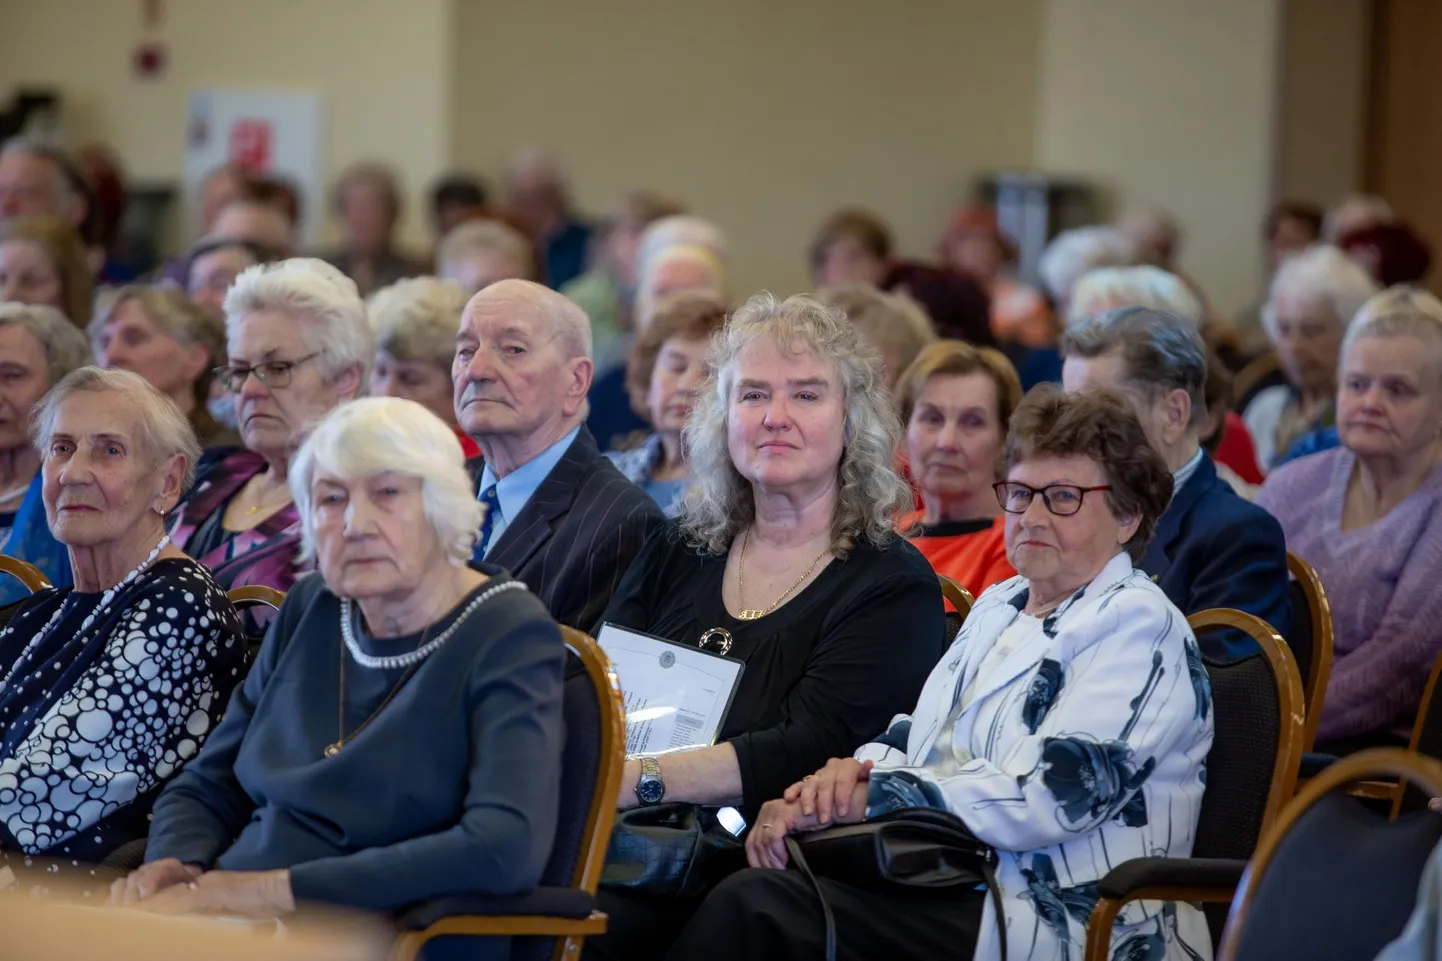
[637,777,665,805]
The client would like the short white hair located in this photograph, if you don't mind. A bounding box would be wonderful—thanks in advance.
[290,396,483,566]
[224,257,375,385]
[1263,244,1379,341]
[1038,226,1137,306]
[1323,193,1395,243]
[0,301,91,384]
[31,366,202,493]
[436,219,535,280]
[367,276,468,369]
[1342,285,1442,381]
[1068,266,1203,328]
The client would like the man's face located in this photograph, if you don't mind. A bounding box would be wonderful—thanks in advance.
[452,289,589,443]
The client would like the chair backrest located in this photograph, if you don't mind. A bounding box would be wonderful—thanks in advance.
[1220,749,1442,961]
[937,574,974,623]
[226,585,286,612]
[0,555,50,594]
[1285,551,1333,752]
[554,626,626,894]
[1395,651,1442,814]
[1190,608,1306,868]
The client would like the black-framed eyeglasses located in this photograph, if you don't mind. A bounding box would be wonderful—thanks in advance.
[214,353,321,393]
[993,481,1113,517]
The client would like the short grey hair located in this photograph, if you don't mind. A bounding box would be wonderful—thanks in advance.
[1067,265,1203,328]
[679,291,912,557]
[224,257,375,385]
[0,137,83,223]
[1342,285,1442,381]
[1038,226,1137,306]
[290,396,483,566]
[1323,193,1394,243]
[368,276,469,370]
[1062,306,1209,429]
[816,284,937,375]
[436,219,535,281]
[635,216,728,281]
[31,366,202,493]
[1263,244,1379,342]
[0,301,91,385]
[90,285,225,358]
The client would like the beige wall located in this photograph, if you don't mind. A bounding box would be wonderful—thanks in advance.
[1274,0,1370,207]
[0,0,453,250]
[453,0,1044,298]
[1035,0,1284,316]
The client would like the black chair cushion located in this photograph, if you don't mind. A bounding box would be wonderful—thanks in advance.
[396,887,596,930]
[1231,794,1442,961]
[1096,857,1246,899]
[549,652,604,889]
[1287,579,1314,693]
[1194,652,1280,862]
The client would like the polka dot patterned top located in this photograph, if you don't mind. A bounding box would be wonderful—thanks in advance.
[0,557,248,866]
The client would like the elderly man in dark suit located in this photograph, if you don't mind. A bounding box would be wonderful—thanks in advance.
[1061,305,1292,661]
[454,278,664,629]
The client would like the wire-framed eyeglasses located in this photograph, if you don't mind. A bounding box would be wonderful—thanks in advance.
[214,353,322,393]
[993,481,1113,517]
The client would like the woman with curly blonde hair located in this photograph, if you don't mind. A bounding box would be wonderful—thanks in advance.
[589,291,947,961]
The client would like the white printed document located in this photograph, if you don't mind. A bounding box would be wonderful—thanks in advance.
[596,623,745,757]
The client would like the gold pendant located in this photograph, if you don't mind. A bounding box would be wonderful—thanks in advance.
[737,609,766,621]
[324,742,342,757]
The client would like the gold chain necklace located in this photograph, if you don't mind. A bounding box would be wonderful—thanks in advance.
[325,622,427,757]
[735,527,832,621]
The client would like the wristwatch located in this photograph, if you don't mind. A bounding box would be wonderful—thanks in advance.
[634,756,665,806]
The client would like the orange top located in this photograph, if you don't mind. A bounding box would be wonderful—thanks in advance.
[902,512,1015,599]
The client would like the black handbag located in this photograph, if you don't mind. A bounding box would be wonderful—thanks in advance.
[600,803,745,902]
[785,807,1007,961]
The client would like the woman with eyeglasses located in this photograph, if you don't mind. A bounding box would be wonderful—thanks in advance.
[169,259,371,597]
[664,387,1213,961]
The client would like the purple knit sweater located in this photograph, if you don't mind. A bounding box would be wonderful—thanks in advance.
[1257,448,1442,743]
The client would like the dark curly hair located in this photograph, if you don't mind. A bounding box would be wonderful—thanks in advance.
[1003,384,1173,563]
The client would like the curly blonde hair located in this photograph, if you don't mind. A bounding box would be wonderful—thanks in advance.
[678,291,913,557]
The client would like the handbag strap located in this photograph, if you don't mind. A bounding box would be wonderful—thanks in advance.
[786,836,838,961]
[784,835,1009,961]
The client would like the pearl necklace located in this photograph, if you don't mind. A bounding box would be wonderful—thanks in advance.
[340,579,528,670]
[0,531,171,693]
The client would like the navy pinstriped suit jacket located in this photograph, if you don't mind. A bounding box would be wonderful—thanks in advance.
[466,427,666,630]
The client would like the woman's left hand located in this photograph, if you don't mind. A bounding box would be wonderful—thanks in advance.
[134,869,295,919]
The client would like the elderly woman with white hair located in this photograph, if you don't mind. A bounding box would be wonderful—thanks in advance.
[437,217,538,296]
[368,275,480,458]
[169,258,372,596]
[1038,226,1137,325]
[588,293,945,961]
[0,367,245,881]
[0,302,91,602]
[1244,244,1379,470]
[1258,286,1442,754]
[88,284,238,450]
[115,398,565,952]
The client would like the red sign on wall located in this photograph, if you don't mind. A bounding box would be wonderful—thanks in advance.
[227,119,273,170]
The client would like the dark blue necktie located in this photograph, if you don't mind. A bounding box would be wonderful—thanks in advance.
[474,485,501,561]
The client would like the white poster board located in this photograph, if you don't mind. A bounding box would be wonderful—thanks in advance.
[183,89,325,246]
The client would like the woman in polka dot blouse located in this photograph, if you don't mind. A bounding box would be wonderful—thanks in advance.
[0,369,246,882]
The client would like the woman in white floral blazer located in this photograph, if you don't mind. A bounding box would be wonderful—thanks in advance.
[659,386,1216,961]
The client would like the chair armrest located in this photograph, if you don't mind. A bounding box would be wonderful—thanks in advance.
[1097,857,1247,900]
[96,838,149,875]
[1299,752,1338,779]
[396,887,596,931]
